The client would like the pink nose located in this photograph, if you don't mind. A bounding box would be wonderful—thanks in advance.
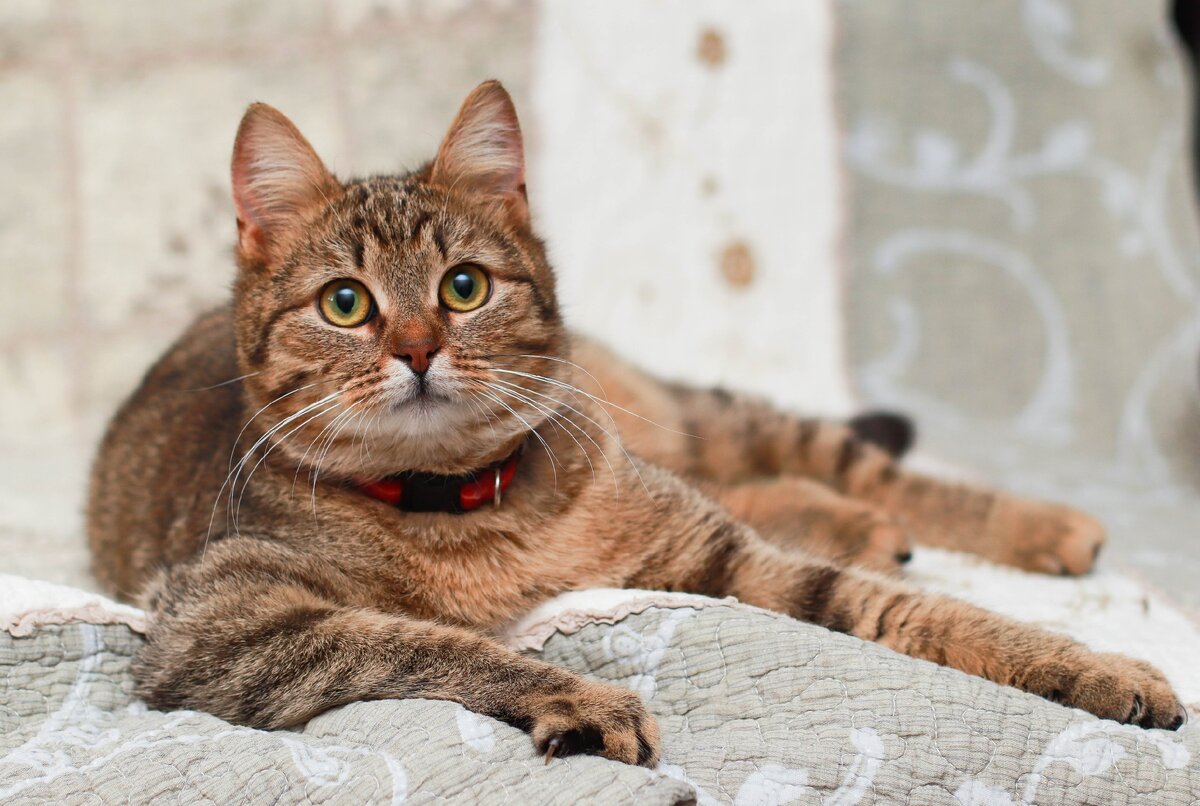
[394,339,440,375]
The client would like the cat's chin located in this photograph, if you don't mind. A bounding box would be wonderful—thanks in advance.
[363,395,518,447]
[325,393,532,476]
[394,390,454,411]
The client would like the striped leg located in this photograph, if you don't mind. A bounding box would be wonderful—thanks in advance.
[620,383,1104,576]
[136,537,660,766]
[758,550,1182,729]
[700,476,913,574]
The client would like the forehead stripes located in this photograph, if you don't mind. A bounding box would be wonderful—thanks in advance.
[336,180,454,264]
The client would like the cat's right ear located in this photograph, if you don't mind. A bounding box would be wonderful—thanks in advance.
[231,103,339,266]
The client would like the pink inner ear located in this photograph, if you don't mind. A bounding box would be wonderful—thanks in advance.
[231,151,264,234]
[229,104,337,257]
[231,148,282,256]
[433,82,527,200]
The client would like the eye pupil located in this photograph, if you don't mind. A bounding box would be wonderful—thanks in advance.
[438,265,490,312]
[451,273,474,300]
[319,280,372,327]
[334,287,357,314]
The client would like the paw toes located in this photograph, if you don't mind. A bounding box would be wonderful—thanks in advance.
[536,724,605,761]
[851,520,913,574]
[528,685,659,767]
[1065,654,1185,730]
[1011,507,1106,577]
[1133,698,1188,731]
[1055,514,1106,575]
[1028,553,1067,576]
[636,729,658,765]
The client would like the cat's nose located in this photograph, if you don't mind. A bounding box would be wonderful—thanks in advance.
[394,340,440,375]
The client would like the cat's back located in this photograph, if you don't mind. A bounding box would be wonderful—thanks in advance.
[87,306,243,600]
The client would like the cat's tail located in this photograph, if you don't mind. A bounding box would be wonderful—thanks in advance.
[848,410,916,459]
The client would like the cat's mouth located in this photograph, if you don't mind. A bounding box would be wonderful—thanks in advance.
[396,380,452,408]
[377,365,457,410]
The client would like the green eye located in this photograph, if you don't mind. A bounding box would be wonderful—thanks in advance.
[438,264,491,312]
[319,279,373,327]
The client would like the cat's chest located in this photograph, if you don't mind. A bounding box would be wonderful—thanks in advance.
[377,519,578,628]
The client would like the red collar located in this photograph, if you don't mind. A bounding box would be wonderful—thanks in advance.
[356,452,519,513]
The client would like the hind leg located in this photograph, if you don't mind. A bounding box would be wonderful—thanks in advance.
[571,336,1105,576]
[704,477,914,574]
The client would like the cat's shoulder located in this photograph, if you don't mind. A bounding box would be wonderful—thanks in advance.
[140,305,238,395]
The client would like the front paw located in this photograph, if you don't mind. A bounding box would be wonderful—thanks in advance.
[774,501,913,574]
[525,683,660,766]
[991,498,1106,576]
[838,515,914,575]
[1034,653,1186,730]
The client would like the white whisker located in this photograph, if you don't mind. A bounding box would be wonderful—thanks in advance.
[488,378,648,498]
[291,394,376,498]
[489,367,699,439]
[473,386,559,491]
[350,393,382,467]
[488,352,611,397]
[185,371,261,393]
[483,382,599,487]
[309,400,372,515]
[464,393,500,442]
[226,381,326,473]
[205,388,342,554]
[232,398,343,535]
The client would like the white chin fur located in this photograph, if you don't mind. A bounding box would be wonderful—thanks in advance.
[292,360,537,477]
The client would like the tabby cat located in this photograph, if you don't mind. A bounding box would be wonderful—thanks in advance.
[87,81,1185,767]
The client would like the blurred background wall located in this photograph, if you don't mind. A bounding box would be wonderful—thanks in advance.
[4,0,1200,603]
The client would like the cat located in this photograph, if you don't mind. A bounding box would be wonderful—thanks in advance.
[86,81,1185,768]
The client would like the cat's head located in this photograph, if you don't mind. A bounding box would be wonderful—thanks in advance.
[230,81,566,477]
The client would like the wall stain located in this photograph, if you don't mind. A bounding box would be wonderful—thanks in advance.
[719,240,755,288]
[697,27,726,68]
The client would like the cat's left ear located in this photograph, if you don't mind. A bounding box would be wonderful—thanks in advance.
[430,81,528,224]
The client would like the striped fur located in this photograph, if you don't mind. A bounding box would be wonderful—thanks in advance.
[87,82,1185,768]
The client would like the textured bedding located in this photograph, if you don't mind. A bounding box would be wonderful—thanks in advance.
[3,577,1199,804]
